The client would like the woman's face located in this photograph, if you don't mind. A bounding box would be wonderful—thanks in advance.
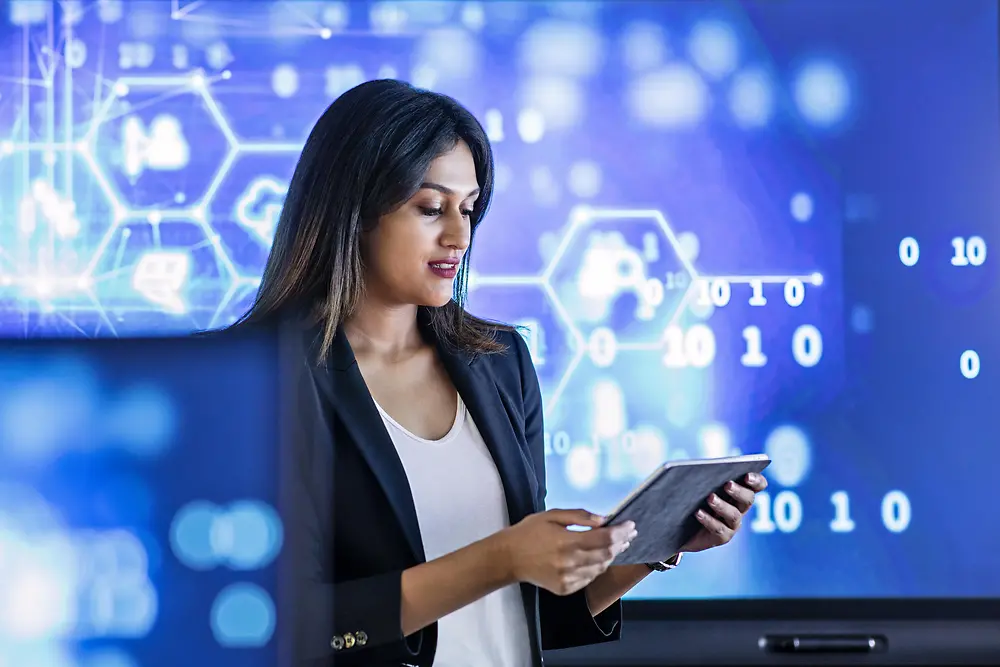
[363,140,480,309]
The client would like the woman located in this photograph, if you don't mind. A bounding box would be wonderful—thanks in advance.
[234,79,767,666]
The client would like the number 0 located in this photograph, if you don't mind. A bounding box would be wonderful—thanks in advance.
[792,325,823,367]
[899,237,920,266]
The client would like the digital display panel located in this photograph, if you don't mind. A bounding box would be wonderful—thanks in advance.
[0,0,997,609]
[0,333,282,667]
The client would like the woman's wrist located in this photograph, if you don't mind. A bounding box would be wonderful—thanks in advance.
[485,528,520,587]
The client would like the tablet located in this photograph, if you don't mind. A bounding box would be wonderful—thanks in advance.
[602,453,771,565]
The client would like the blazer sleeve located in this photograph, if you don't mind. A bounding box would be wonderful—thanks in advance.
[510,331,623,651]
[280,352,423,664]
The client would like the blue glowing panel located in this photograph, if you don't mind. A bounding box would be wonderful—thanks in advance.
[0,0,998,601]
[0,333,282,666]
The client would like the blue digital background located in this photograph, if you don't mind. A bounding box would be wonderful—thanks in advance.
[0,3,997,658]
[0,333,282,667]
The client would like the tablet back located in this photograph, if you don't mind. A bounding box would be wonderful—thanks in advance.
[606,456,772,565]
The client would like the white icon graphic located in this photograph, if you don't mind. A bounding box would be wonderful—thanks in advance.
[235,177,288,244]
[19,181,81,239]
[122,114,190,178]
[132,251,190,314]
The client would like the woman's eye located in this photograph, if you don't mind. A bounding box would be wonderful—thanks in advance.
[419,206,473,218]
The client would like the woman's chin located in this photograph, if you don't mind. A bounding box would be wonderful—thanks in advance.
[419,287,456,309]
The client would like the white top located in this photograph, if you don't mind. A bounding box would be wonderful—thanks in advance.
[374,394,533,667]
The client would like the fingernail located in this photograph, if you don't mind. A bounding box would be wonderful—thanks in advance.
[747,473,758,484]
[625,521,636,531]
[726,481,737,492]
[697,509,707,519]
[592,514,605,523]
[708,494,719,505]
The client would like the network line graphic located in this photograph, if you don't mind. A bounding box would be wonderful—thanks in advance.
[472,205,824,412]
[3,62,825,401]
[0,0,839,457]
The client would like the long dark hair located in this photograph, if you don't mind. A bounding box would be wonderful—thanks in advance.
[233,79,513,359]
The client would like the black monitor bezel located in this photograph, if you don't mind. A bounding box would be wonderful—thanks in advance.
[623,597,1000,622]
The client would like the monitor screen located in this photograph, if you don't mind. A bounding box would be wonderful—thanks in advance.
[0,0,997,601]
[0,333,283,666]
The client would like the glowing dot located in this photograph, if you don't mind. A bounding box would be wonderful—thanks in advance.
[147,212,162,224]
[321,2,350,30]
[628,64,709,128]
[104,385,177,457]
[697,423,731,459]
[567,161,602,198]
[211,501,283,570]
[460,2,485,30]
[169,501,221,570]
[319,28,332,39]
[810,272,824,286]
[221,70,232,80]
[676,231,700,263]
[271,64,299,98]
[763,425,811,487]
[210,583,276,647]
[113,82,129,96]
[729,67,773,128]
[628,428,667,476]
[517,108,545,143]
[850,304,873,334]
[790,192,814,222]
[793,60,851,128]
[621,21,667,71]
[565,445,599,490]
[688,21,739,79]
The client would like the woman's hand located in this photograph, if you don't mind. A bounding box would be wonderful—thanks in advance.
[680,472,768,553]
[500,509,637,596]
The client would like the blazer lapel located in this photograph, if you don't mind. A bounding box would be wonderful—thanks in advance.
[434,339,536,527]
[313,327,426,563]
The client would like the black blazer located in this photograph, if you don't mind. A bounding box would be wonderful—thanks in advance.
[276,315,623,666]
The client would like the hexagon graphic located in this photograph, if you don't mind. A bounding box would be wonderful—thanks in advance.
[84,75,238,212]
[466,278,583,413]
[0,149,117,310]
[207,152,299,280]
[544,206,700,347]
[88,214,238,335]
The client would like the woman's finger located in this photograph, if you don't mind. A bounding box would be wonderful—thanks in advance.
[696,508,735,543]
[723,481,756,513]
